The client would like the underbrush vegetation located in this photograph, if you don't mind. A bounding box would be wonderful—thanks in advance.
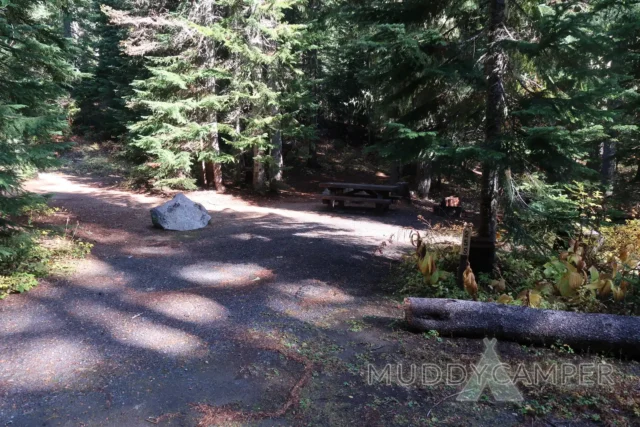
[62,142,133,181]
[0,203,93,299]
[393,219,640,316]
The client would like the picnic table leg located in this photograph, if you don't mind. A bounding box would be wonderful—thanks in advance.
[325,189,344,210]
[383,191,391,211]
[336,188,345,208]
[374,190,390,213]
[375,202,390,213]
[328,190,336,209]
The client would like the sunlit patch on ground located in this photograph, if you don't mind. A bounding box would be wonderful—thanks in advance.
[0,338,101,392]
[267,280,401,328]
[67,300,208,357]
[230,233,272,241]
[67,259,129,291]
[124,291,229,324]
[0,307,64,337]
[26,173,163,207]
[125,245,184,257]
[71,222,142,244]
[266,281,356,325]
[113,322,207,356]
[275,280,355,305]
[178,262,275,288]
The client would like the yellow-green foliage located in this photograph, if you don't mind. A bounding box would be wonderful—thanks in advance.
[601,220,640,264]
[0,273,38,298]
[0,230,93,299]
[396,221,640,315]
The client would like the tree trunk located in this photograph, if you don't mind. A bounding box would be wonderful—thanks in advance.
[635,159,640,182]
[210,119,225,192]
[390,162,402,183]
[601,140,616,196]
[253,145,267,192]
[479,166,499,238]
[269,88,283,185]
[204,161,215,187]
[198,18,225,193]
[404,298,640,357]
[587,143,602,171]
[233,114,246,183]
[416,160,432,200]
[270,128,283,185]
[306,1,321,171]
[433,174,442,191]
[198,160,206,187]
[63,8,73,38]
[479,0,507,245]
[203,112,225,192]
[250,2,268,193]
[307,142,320,168]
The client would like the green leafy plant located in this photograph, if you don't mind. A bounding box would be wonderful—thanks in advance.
[423,330,442,342]
[0,273,38,299]
[412,230,452,286]
[0,227,93,300]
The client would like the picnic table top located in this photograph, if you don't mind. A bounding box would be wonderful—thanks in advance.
[319,182,399,192]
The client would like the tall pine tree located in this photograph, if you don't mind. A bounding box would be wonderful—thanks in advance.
[73,0,141,141]
[106,0,308,192]
[0,0,76,229]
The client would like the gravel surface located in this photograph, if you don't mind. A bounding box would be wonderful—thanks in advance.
[1,173,425,426]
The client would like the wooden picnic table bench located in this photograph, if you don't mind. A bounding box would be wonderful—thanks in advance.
[320,182,401,212]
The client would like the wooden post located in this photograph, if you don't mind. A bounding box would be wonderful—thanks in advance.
[457,224,473,288]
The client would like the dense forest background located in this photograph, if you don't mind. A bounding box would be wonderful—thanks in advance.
[1,0,640,296]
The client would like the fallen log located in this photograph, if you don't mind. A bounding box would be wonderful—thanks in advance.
[404,298,640,358]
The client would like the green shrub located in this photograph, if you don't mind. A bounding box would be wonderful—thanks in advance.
[394,221,639,315]
[0,229,93,299]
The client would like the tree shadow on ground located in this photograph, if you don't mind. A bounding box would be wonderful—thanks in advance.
[0,185,412,426]
[8,175,632,427]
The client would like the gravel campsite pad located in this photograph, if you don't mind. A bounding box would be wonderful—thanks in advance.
[0,173,638,426]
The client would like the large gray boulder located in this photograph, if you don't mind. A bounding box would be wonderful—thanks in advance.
[150,193,211,231]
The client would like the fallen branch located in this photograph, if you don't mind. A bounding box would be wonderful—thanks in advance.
[191,335,315,426]
[404,298,640,357]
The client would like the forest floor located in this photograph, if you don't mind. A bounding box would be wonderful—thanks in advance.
[0,147,639,426]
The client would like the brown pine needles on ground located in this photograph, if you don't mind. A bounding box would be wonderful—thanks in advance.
[191,332,315,426]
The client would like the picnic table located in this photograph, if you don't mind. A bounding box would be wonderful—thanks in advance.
[320,182,401,212]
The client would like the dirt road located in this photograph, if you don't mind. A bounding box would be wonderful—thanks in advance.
[1,173,420,426]
[2,173,631,426]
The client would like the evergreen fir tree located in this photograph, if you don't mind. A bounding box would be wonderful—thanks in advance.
[106,0,308,192]
[0,0,76,230]
[333,0,486,196]
[73,0,142,141]
[334,0,638,257]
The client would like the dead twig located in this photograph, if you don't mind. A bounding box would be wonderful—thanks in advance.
[426,390,465,419]
[192,333,316,426]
